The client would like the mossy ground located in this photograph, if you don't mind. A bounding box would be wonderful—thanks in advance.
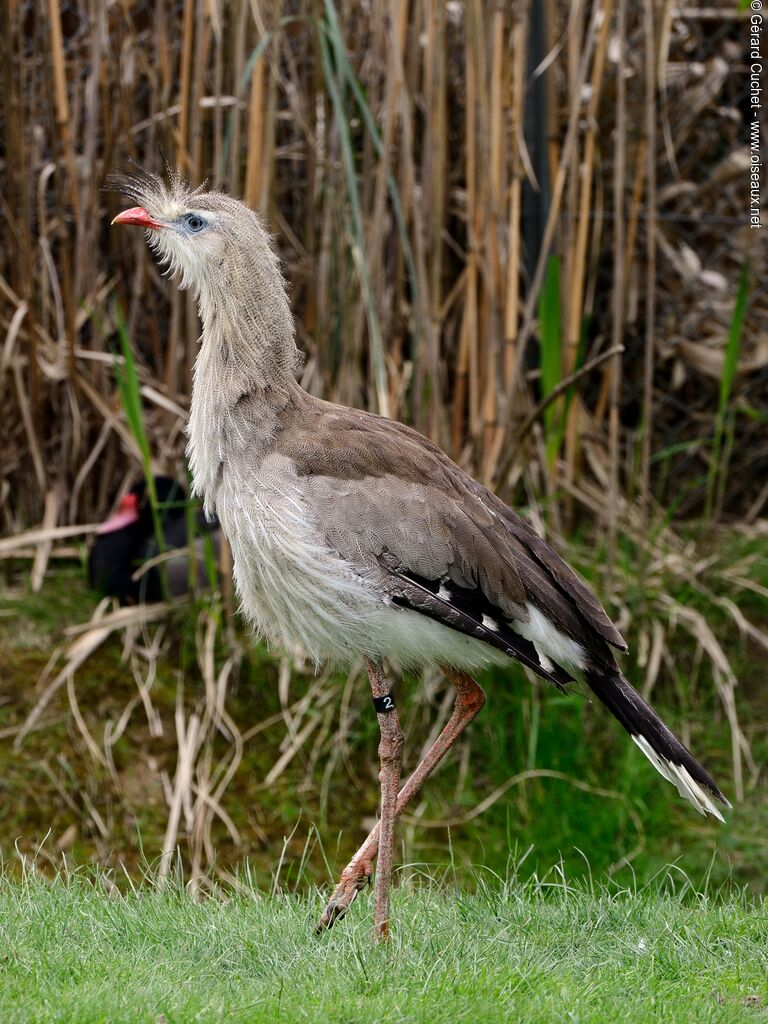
[1,550,766,895]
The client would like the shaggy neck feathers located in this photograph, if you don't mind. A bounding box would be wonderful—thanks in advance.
[196,238,300,390]
[186,226,301,509]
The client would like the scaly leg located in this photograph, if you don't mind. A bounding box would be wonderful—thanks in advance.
[366,658,404,939]
[317,668,485,933]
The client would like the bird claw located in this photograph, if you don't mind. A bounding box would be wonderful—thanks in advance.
[316,899,345,933]
[315,866,372,932]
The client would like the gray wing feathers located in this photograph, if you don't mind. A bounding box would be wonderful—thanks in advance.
[278,394,626,658]
[306,475,529,620]
[479,495,628,652]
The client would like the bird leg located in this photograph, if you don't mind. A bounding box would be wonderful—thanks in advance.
[365,658,404,940]
[317,668,484,933]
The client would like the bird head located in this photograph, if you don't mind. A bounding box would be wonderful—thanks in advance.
[107,164,275,299]
[108,163,299,385]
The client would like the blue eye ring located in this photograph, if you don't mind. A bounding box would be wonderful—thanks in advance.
[186,213,206,232]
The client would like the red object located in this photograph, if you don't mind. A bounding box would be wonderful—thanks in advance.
[97,491,140,534]
[111,206,164,230]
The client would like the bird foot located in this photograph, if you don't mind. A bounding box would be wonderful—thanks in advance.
[315,861,372,932]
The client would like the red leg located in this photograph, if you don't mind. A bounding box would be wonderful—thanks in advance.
[317,668,485,932]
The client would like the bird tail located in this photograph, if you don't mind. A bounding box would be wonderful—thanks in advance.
[585,669,730,821]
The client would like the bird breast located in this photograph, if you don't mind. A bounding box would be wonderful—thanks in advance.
[215,453,381,661]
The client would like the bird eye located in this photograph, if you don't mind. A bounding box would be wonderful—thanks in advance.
[186,214,205,232]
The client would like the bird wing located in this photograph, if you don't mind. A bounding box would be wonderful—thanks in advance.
[273,395,730,817]
[275,394,626,677]
[381,558,574,690]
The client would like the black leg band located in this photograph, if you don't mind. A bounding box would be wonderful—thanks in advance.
[372,693,396,714]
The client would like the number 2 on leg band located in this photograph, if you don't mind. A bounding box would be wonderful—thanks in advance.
[373,693,396,713]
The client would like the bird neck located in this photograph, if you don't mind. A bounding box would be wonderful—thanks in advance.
[187,252,302,510]
[197,243,300,392]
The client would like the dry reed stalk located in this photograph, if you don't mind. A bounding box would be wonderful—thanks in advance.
[423,0,447,392]
[2,1,30,293]
[211,1,224,188]
[542,0,558,191]
[159,692,200,881]
[469,0,493,457]
[561,0,613,499]
[179,0,211,399]
[46,0,79,220]
[622,140,646,290]
[490,1,601,487]
[503,4,526,382]
[365,0,404,407]
[183,610,245,879]
[155,3,174,139]
[389,8,434,436]
[244,6,267,211]
[227,0,250,192]
[1,13,35,509]
[514,345,625,447]
[480,315,498,470]
[12,362,47,499]
[607,0,627,575]
[0,523,102,557]
[30,488,60,593]
[75,0,106,303]
[14,606,112,749]
[640,0,658,529]
[479,2,506,467]
[0,301,28,401]
[177,0,196,174]
[129,636,165,740]
[483,2,528,482]
[262,2,282,220]
[562,0,583,373]
[464,5,479,441]
[489,6,504,280]
[558,21,582,511]
[67,670,113,775]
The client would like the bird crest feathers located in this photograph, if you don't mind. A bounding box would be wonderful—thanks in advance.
[105,159,208,219]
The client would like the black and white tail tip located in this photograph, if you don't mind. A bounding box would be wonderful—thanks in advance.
[585,671,730,822]
[631,735,729,822]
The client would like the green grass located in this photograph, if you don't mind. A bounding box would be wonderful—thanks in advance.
[705,263,749,522]
[0,870,765,1023]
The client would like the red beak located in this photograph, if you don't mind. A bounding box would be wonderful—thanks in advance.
[111,206,164,230]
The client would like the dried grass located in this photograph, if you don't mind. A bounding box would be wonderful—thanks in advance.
[1,2,763,531]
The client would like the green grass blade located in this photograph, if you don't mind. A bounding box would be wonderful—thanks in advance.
[318,14,389,416]
[323,0,423,345]
[113,303,169,600]
[539,256,563,469]
[719,264,749,417]
[1,871,765,1024]
[705,262,749,522]
[114,306,150,466]
[219,17,303,180]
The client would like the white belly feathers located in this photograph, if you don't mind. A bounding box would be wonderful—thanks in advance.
[215,457,508,669]
[214,454,586,675]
